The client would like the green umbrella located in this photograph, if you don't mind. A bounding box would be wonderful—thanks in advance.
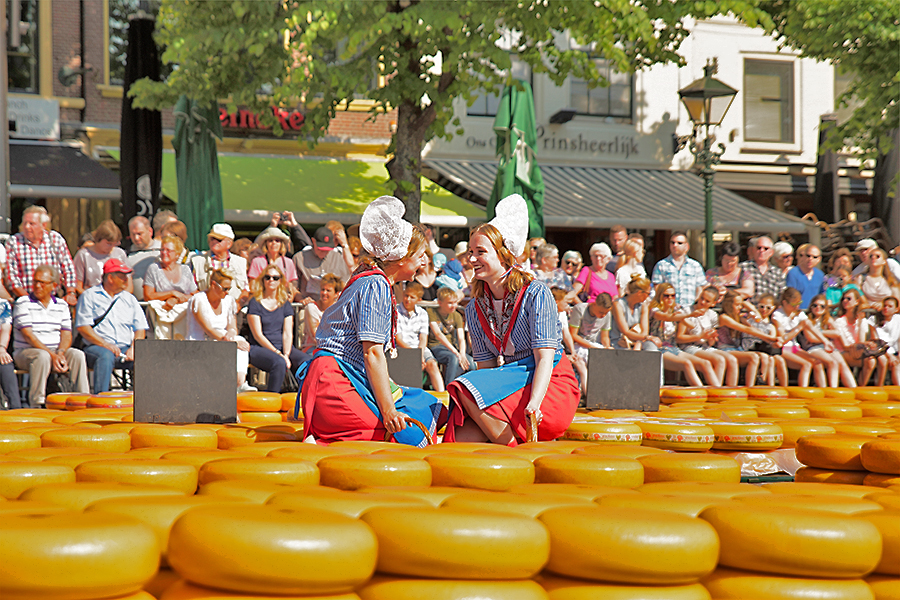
[172,95,224,251]
[488,79,545,239]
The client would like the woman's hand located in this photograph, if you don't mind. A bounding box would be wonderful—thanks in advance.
[525,400,543,424]
[647,335,662,347]
[382,408,408,435]
[282,352,291,367]
[0,348,11,365]
[236,339,250,352]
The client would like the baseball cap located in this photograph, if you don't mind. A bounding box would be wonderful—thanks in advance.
[103,258,133,275]
[208,223,235,240]
[314,226,335,250]
[856,239,878,252]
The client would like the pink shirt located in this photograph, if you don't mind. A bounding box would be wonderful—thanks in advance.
[248,255,298,284]
[575,266,618,303]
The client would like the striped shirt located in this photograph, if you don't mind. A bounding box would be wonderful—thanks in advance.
[13,294,72,351]
[396,303,429,348]
[315,275,392,373]
[5,230,77,294]
[465,281,562,363]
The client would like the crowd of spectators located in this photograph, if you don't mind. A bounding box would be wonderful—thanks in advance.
[4,203,900,411]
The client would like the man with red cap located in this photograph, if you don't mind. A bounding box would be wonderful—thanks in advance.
[75,258,148,393]
[293,225,351,305]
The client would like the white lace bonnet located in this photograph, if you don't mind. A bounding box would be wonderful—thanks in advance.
[360,195,414,261]
[488,193,529,258]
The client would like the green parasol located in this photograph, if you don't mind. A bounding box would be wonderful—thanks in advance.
[488,79,545,239]
[172,95,224,251]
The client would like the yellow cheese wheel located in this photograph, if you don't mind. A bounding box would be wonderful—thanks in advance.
[855,389,890,402]
[855,510,900,576]
[268,487,430,518]
[159,580,359,599]
[19,424,69,437]
[587,409,647,419]
[0,462,75,499]
[196,479,294,503]
[704,387,749,401]
[85,495,248,565]
[358,575,546,600]
[39,453,126,469]
[355,485,465,507]
[215,425,298,449]
[532,454,643,488]
[746,387,789,399]
[861,439,900,475]
[822,388,858,401]
[756,406,811,420]
[379,444,482,459]
[218,441,300,457]
[637,421,715,452]
[268,444,363,463]
[197,457,319,487]
[572,444,669,459]
[860,403,900,418]
[0,511,159,600]
[425,453,534,491]
[809,405,865,420]
[538,573,713,600]
[786,386,826,400]
[660,387,708,402]
[882,432,900,440]
[834,423,897,438]
[764,481,883,498]
[87,395,134,409]
[329,440,402,453]
[638,481,771,499]
[776,422,837,448]
[796,434,871,470]
[75,459,199,494]
[19,481,185,510]
[142,569,180,599]
[866,575,900,600]
[699,504,881,577]
[638,453,740,484]
[508,483,640,501]
[866,474,900,488]
[0,499,69,516]
[562,419,643,444]
[280,392,298,413]
[701,567,875,600]
[467,446,569,463]
[41,428,132,453]
[700,408,759,420]
[52,415,118,427]
[130,425,218,450]
[159,449,257,469]
[794,467,870,485]
[516,440,595,453]
[237,411,283,423]
[167,505,377,595]
[442,490,594,517]
[100,422,142,434]
[734,493,883,515]
[540,506,718,584]
[0,431,41,454]
[64,393,90,410]
[45,393,70,410]
[316,454,430,490]
[707,422,783,451]
[361,505,548,579]
[597,492,732,518]
[236,391,282,412]
[8,446,107,461]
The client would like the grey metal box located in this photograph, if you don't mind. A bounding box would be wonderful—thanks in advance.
[388,347,423,388]
[585,348,661,412]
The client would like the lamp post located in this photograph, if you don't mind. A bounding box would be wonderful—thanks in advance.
[677,59,738,269]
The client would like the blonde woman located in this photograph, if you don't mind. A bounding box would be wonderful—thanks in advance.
[143,235,198,340]
[73,220,131,295]
[247,264,310,393]
[615,238,647,297]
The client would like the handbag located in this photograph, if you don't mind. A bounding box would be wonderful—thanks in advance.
[72,296,120,350]
[578,268,593,303]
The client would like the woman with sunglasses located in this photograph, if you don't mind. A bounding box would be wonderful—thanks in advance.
[857,248,900,310]
[770,287,829,387]
[573,243,618,304]
[561,251,583,286]
[649,282,719,386]
[610,275,657,352]
[676,286,731,386]
[705,241,751,305]
[832,288,887,386]
[745,294,787,385]
[716,290,783,386]
[804,293,857,387]
[247,265,312,392]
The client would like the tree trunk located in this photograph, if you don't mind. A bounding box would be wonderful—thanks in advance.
[386,100,433,223]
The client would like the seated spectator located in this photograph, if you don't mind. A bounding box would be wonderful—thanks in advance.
[533,244,574,293]
[615,239,647,297]
[427,287,472,383]
[435,258,466,293]
[569,292,613,362]
[857,248,900,310]
[246,265,311,393]
[551,287,588,397]
[649,283,718,387]
[191,224,249,304]
[301,273,343,353]
[143,235,198,340]
[414,253,440,302]
[73,220,131,296]
[152,210,179,241]
[346,236,363,272]
[248,227,298,291]
[231,237,255,262]
[573,243,618,304]
[772,241,794,279]
[12,265,88,407]
[523,237,545,270]
[561,250,583,287]
[610,275,656,352]
[6,205,77,306]
[705,241,751,305]
[126,216,160,301]
[0,297,20,408]
[824,249,854,308]
[75,259,148,394]
[187,268,254,392]
[396,281,444,392]
[294,226,350,305]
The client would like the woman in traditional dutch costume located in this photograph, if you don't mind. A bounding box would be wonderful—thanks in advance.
[295,196,447,446]
[445,195,580,445]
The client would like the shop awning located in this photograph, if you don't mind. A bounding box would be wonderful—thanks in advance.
[159,152,485,227]
[9,141,120,200]
[424,158,811,234]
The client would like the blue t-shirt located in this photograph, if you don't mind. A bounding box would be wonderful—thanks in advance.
[246,298,293,351]
[785,267,825,309]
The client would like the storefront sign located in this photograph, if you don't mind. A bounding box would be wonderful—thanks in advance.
[465,126,641,160]
[7,97,60,140]
[219,106,305,133]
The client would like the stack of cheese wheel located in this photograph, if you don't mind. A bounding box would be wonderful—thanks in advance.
[236,391,283,423]
[562,416,642,444]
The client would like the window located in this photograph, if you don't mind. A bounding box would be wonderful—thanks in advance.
[467,58,532,118]
[108,0,165,86]
[6,0,39,93]
[570,57,632,119]
[744,59,794,143]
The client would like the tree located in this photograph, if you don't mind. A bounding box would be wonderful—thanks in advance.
[132,0,769,222]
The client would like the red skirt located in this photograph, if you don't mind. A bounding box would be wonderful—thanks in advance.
[445,357,580,446]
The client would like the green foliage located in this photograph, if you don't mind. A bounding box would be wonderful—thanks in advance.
[756,0,900,159]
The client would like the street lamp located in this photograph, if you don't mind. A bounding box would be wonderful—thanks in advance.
[677,58,738,268]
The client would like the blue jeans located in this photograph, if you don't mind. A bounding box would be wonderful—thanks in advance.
[429,344,473,384]
[83,344,131,394]
[248,345,311,392]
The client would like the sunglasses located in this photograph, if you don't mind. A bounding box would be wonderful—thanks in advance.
[757,246,772,251]
[264,275,282,281]
[565,260,578,266]
[801,254,821,259]
[662,293,676,298]
[810,303,826,309]
[758,305,775,310]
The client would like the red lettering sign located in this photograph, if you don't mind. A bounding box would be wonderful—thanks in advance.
[218,106,305,132]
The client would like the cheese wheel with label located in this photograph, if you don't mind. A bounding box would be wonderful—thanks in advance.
[796,434,871,470]
[268,487,430,518]
[0,462,75,498]
[540,506,718,584]
[425,453,533,491]
[701,568,875,600]
[639,453,741,483]
[198,457,319,487]
[794,467,869,485]
[708,422,783,450]
[637,421,715,452]
[45,393,70,410]
[358,575,546,600]
[318,454,430,490]
[41,428,132,453]
[638,481,771,499]
[532,454,643,488]
[855,511,900,575]
[131,426,218,450]
[0,511,159,600]
[75,459,199,494]
[861,439,900,475]
[538,574,712,600]
[361,505,549,579]
[196,479,294,503]
[699,504,882,578]
[442,490,594,518]
[19,481,185,510]
[167,505,377,595]
[0,431,41,454]
[562,420,642,444]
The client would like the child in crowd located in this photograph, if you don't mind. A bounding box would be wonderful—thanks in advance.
[824,266,861,310]
[871,295,900,385]
[745,294,787,386]
[427,287,472,384]
[771,287,825,387]
[649,283,718,387]
[301,273,343,353]
[552,287,588,397]
[569,292,613,362]
[832,287,886,386]
[714,290,764,386]
[396,281,445,392]
[805,293,858,388]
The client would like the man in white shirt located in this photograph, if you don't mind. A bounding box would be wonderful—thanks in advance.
[126,216,161,301]
[190,224,249,304]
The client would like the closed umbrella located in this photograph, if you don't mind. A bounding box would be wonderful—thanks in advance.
[172,96,224,251]
[488,79,545,239]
